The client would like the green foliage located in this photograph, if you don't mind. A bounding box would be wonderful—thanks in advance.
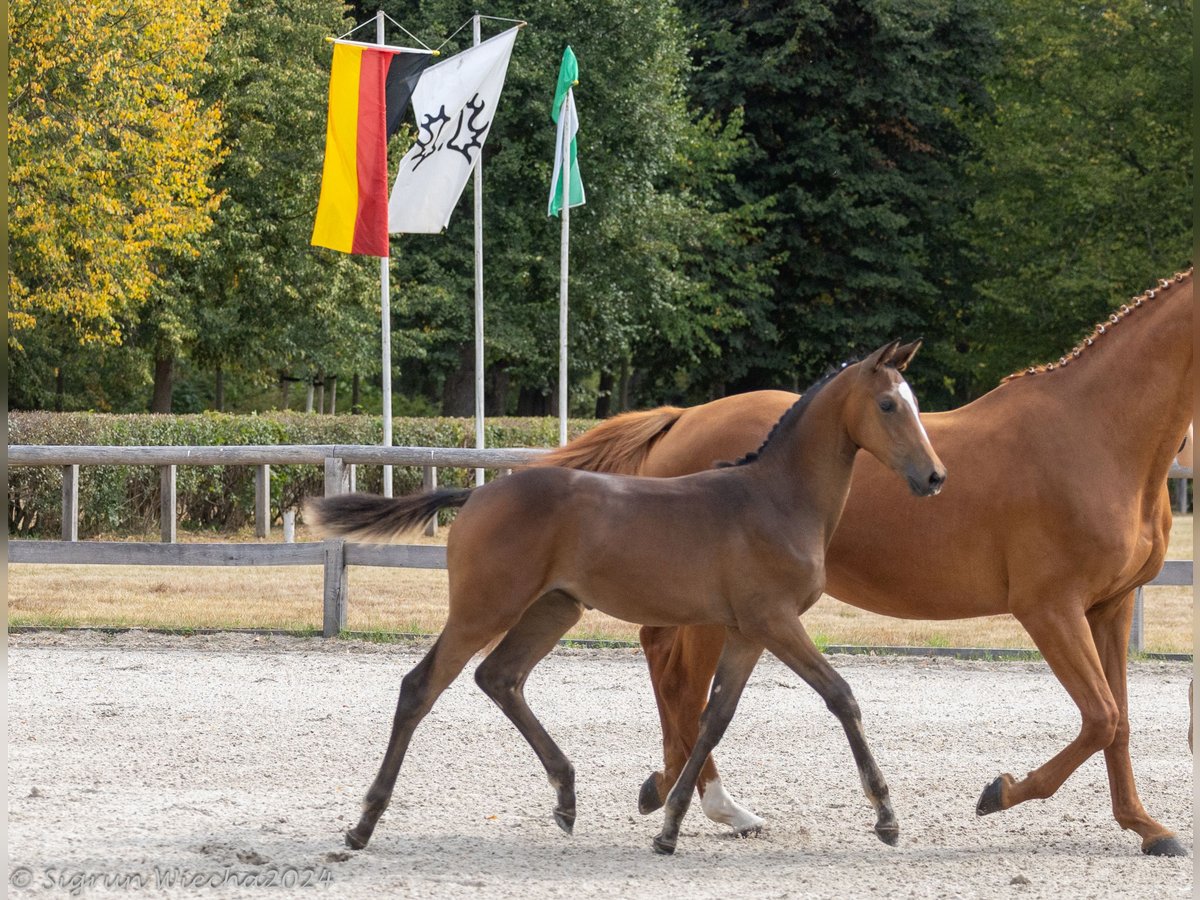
[960,0,1192,391]
[8,412,596,537]
[677,0,999,404]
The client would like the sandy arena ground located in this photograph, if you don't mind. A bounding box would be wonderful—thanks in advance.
[7,631,1194,899]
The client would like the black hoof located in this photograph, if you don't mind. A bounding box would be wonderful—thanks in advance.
[639,773,665,815]
[875,824,900,847]
[652,834,676,855]
[554,809,575,835]
[976,776,1005,816]
[345,828,368,850]
[1143,834,1188,857]
[736,825,763,839]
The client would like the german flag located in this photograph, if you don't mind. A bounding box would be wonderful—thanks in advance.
[312,42,433,257]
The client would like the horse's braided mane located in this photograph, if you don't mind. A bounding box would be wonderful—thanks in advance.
[716,358,856,468]
[1002,267,1193,383]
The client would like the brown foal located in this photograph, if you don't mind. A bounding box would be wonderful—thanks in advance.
[309,340,945,854]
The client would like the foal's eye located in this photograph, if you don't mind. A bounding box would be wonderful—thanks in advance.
[878,398,896,413]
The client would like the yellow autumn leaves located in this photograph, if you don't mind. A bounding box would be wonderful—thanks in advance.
[8,0,231,346]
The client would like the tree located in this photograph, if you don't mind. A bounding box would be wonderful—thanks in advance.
[174,0,391,412]
[368,0,771,414]
[961,0,1192,391]
[676,0,998,404]
[8,0,229,407]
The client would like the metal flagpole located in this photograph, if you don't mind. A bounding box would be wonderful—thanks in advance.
[557,93,571,446]
[376,10,394,497]
[472,13,486,487]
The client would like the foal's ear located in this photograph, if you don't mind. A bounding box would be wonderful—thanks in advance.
[887,339,923,372]
[866,340,902,371]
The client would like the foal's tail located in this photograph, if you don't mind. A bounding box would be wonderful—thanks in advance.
[532,407,684,475]
[306,489,473,542]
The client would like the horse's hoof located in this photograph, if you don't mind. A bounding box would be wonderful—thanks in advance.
[976,775,1006,816]
[639,773,665,815]
[736,825,763,839]
[554,809,575,835]
[874,823,900,846]
[345,828,369,850]
[652,834,676,855]
[1143,834,1188,857]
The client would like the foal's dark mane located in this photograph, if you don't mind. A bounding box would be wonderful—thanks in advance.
[717,359,858,468]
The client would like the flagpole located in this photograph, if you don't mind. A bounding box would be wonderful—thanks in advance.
[472,13,486,487]
[557,93,571,447]
[377,10,394,497]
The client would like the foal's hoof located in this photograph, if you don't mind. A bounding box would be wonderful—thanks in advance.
[345,828,369,850]
[652,834,677,855]
[554,808,576,835]
[874,823,900,847]
[1143,834,1188,857]
[976,774,1009,816]
[639,773,665,815]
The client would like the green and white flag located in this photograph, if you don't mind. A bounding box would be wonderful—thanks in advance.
[548,46,585,216]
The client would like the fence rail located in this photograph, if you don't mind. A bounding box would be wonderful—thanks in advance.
[7,444,1193,651]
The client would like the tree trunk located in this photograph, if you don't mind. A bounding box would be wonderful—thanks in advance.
[150,355,174,413]
[485,364,510,416]
[316,374,325,414]
[279,374,292,410]
[215,367,225,411]
[305,380,314,413]
[595,370,614,418]
[516,387,550,416]
[54,367,65,412]
[328,375,337,415]
[617,359,631,414]
[440,344,475,416]
[351,373,362,413]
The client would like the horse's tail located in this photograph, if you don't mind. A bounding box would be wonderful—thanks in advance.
[305,489,473,542]
[533,407,685,475]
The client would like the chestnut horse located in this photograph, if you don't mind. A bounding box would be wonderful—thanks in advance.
[539,269,1193,857]
[310,341,945,854]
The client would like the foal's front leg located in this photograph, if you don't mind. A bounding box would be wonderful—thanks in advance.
[654,628,763,854]
[759,614,899,846]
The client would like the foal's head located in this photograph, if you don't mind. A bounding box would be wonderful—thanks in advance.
[846,340,946,497]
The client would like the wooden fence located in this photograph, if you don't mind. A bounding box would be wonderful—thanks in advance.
[8,444,1194,651]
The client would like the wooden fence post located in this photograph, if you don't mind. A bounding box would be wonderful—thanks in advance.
[61,464,79,542]
[322,456,351,637]
[323,539,348,637]
[255,464,271,539]
[423,465,438,536]
[160,465,177,543]
[324,456,350,497]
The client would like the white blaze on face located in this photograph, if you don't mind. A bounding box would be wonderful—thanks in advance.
[896,381,930,442]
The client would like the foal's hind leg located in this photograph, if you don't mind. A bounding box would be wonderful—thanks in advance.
[654,628,763,854]
[474,592,585,834]
[756,615,899,846]
[346,624,497,850]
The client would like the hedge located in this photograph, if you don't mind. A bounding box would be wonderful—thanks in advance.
[8,412,598,538]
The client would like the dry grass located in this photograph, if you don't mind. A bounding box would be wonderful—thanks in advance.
[8,516,1193,653]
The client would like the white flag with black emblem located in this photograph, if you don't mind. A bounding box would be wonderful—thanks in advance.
[388,26,518,234]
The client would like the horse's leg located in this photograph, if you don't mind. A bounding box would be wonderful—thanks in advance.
[474,592,585,834]
[1085,592,1185,856]
[639,624,763,833]
[975,604,1184,854]
[346,623,496,850]
[654,628,763,855]
[756,616,899,846]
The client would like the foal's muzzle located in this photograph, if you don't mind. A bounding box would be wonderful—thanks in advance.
[907,467,946,497]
